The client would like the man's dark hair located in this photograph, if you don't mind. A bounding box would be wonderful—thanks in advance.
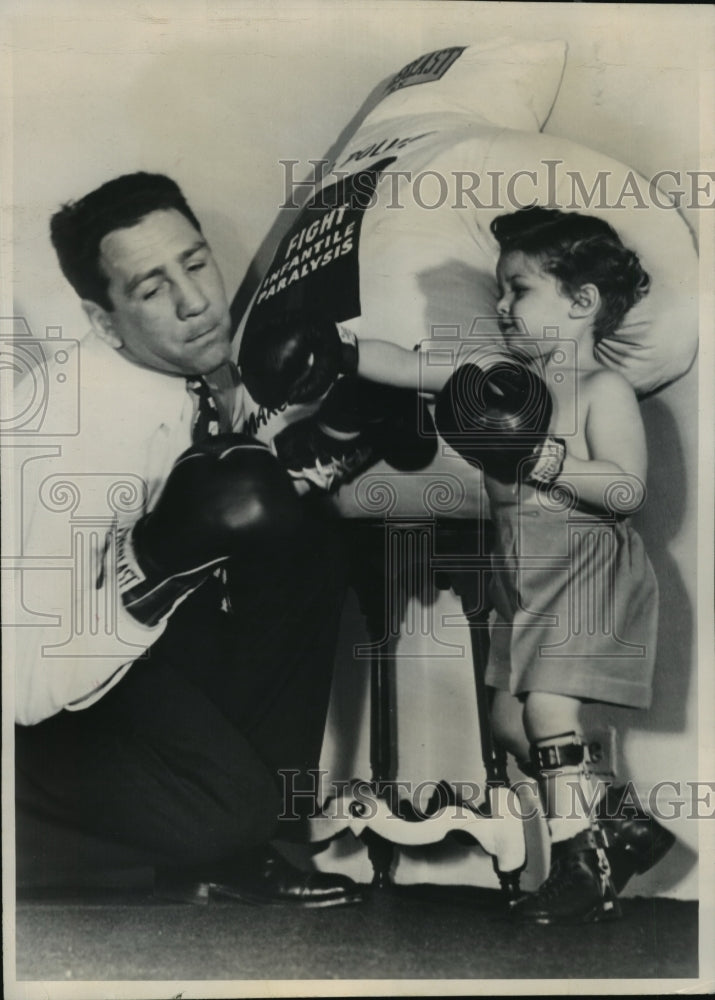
[50,172,203,311]
[490,206,650,342]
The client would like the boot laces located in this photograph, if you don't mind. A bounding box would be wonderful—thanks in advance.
[300,448,370,491]
[536,841,613,903]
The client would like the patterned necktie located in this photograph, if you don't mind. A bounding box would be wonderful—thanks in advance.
[186,376,220,443]
[185,375,233,613]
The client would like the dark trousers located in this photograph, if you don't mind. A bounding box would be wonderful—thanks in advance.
[16,511,347,869]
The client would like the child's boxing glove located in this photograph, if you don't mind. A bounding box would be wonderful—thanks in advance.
[238,311,359,409]
[435,360,558,483]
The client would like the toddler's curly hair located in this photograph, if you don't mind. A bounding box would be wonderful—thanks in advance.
[490,206,650,342]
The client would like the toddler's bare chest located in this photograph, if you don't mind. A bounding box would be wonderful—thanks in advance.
[548,369,591,461]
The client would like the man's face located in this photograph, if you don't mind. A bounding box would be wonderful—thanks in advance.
[96,208,232,376]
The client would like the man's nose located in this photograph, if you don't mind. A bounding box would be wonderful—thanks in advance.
[176,275,209,318]
[496,292,510,315]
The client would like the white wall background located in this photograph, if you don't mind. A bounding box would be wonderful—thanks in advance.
[4,1,712,901]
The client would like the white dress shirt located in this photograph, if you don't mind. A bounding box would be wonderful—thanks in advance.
[10,331,246,725]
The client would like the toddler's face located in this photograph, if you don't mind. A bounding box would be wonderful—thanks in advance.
[495,251,575,360]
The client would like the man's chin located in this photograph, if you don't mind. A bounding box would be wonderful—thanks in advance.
[194,337,232,375]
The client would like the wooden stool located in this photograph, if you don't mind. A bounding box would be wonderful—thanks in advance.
[311,516,525,904]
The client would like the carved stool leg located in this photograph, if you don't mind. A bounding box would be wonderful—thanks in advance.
[345,519,397,888]
[365,640,395,888]
[464,598,523,903]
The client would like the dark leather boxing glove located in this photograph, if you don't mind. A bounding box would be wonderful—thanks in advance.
[271,376,437,493]
[435,360,564,484]
[116,434,300,626]
[238,311,359,409]
[270,418,376,494]
[318,376,437,472]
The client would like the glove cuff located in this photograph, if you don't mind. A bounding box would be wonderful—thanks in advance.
[116,522,148,595]
[116,521,218,627]
[271,418,375,494]
[337,325,359,376]
[525,436,566,486]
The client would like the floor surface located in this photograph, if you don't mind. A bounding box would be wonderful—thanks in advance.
[13,884,699,985]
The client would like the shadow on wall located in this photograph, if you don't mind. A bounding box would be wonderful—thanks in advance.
[417,259,501,341]
[631,381,695,736]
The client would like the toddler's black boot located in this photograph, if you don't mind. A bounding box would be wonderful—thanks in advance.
[511,826,621,924]
[597,784,675,893]
[510,733,621,925]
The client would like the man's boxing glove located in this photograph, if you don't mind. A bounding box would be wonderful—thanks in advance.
[322,376,437,472]
[270,419,376,494]
[238,311,359,409]
[435,360,564,484]
[271,376,437,493]
[116,434,300,626]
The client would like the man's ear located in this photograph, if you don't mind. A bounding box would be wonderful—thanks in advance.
[568,283,600,319]
[82,300,123,349]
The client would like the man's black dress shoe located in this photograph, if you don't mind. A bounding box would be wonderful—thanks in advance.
[154,845,364,908]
